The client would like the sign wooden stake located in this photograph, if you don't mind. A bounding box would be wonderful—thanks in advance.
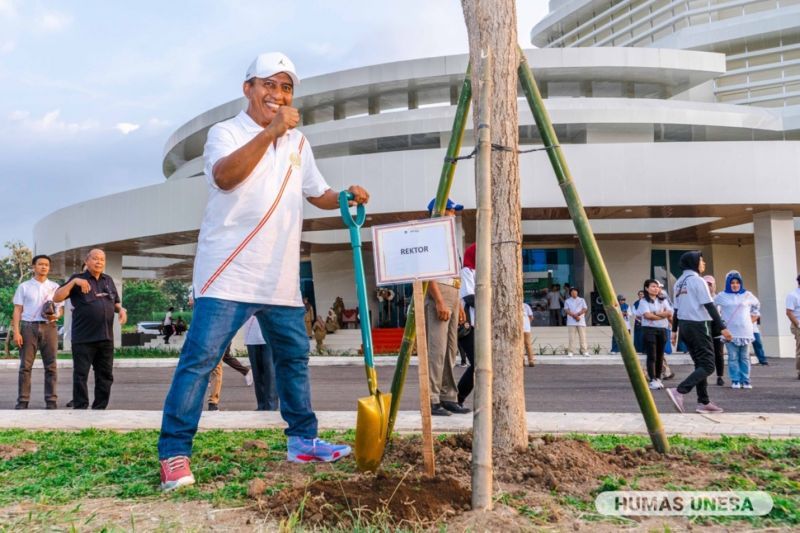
[412,280,435,476]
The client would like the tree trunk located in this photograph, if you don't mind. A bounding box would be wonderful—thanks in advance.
[461,0,527,451]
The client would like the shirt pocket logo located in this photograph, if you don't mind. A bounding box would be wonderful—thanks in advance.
[290,152,301,169]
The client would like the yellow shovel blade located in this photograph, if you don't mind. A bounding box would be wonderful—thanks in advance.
[354,391,392,472]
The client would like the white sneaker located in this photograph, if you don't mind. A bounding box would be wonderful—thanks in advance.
[648,380,661,390]
[731,382,741,389]
[656,379,664,389]
[567,352,574,357]
[244,370,254,387]
[581,352,590,357]
[742,382,753,389]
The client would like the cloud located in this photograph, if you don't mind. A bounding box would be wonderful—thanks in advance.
[147,117,170,129]
[114,122,140,135]
[38,10,72,32]
[0,40,14,53]
[5,109,98,136]
[0,0,17,17]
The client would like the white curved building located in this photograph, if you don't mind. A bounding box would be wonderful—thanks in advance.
[36,4,800,356]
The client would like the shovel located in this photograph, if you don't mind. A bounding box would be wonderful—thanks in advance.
[339,191,391,472]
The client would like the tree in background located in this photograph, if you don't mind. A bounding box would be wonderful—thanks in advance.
[123,280,169,324]
[162,280,191,311]
[0,241,33,288]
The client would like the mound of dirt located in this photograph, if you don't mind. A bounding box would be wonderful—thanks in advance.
[265,472,470,528]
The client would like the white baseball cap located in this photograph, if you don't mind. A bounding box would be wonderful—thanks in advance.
[245,52,299,86]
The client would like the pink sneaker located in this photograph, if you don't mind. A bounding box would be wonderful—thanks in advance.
[160,456,195,491]
[665,388,685,413]
[696,402,724,414]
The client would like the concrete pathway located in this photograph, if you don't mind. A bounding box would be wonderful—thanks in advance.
[0,410,796,438]
[0,354,696,369]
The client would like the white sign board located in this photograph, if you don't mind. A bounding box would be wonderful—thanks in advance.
[372,217,459,286]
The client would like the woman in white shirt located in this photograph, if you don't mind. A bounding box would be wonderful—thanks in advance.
[636,279,673,390]
[715,271,759,389]
[564,287,589,356]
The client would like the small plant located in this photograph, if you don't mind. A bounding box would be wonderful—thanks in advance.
[591,343,603,355]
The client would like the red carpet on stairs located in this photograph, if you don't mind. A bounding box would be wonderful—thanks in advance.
[371,327,404,354]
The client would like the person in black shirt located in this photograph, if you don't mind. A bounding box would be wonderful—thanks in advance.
[54,249,127,409]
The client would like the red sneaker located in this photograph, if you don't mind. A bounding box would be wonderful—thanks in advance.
[160,456,195,491]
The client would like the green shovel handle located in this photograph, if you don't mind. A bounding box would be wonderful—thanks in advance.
[339,191,377,393]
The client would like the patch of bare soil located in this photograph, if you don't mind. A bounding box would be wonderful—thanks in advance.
[0,440,37,460]
[0,498,268,532]
[249,433,744,530]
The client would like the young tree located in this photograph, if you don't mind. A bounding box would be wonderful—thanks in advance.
[461,0,528,450]
[123,280,169,324]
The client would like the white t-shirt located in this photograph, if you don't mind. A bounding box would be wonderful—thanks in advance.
[546,291,562,310]
[13,278,63,322]
[196,111,330,306]
[522,303,533,333]
[635,297,672,328]
[460,267,475,325]
[243,316,266,345]
[673,271,713,322]
[785,287,800,321]
[564,296,587,326]
[164,311,173,326]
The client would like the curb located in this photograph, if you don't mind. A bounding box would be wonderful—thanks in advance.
[0,354,697,369]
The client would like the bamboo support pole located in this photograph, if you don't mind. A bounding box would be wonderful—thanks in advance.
[516,52,669,454]
[471,49,493,511]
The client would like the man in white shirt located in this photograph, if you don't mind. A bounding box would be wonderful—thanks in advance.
[546,285,564,326]
[564,287,589,356]
[158,52,368,491]
[11,254,63,409]
[785,274,800,379]
[522,302,535,367]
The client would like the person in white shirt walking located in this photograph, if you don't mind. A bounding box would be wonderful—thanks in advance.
[11,255,63,409]
[667,251,731,414]
[157,52,367,491]
[785,275,800,380]
[243,316,278,411]
[715,271,759,389]
[564,287,589,356]
[636,279,672,390]
[522,301,536,367]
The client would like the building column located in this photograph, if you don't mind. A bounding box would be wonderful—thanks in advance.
[754,211,797,358]
[105,251,123,348]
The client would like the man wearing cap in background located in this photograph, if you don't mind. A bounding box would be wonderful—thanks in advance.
[425,198,470,416]
[157,52,369,491]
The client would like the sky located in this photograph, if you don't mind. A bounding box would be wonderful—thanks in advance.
[0,0,550,257]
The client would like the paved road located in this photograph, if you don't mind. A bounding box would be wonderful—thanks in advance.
[2,360,798,413]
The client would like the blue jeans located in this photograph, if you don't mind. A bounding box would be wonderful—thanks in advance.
[752,332,767,364]
[247,343,279,411]
[158,297,316,459]
[727,342,751,384]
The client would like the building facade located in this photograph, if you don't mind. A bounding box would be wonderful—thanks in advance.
[36,3,800,355]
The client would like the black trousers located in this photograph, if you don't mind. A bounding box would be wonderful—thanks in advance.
[712,332,725,378]
[642,326,666,381]
[247,343,278,411]
[676,321,715,405]
[72,340,114,409]
[457,328,475,404]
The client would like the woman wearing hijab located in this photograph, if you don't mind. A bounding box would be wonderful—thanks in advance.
[715,271,760,389]
[667,251,732,414]
[456,243,476,407]
[703,275,726,386]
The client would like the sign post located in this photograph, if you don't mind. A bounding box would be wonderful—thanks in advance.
[372,216,460,477]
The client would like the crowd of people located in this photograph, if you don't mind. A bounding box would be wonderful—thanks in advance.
[8,51,800,493]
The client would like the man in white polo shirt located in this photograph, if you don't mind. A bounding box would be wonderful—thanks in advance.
[11,254,63,409]
[785,274,800,379]
[158,52,369,491]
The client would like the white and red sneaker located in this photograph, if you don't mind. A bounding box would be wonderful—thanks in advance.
[160,456,195,491]
[287,437,351,463]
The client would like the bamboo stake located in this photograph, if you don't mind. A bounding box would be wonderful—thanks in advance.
[386,68,473,439]
[412,280,435,476]
[471,48,493,511]
[516,51,669,454]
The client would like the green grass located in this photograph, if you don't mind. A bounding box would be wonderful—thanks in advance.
[0,431,797,528]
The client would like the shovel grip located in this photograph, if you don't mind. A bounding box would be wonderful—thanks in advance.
[339,191,366,229]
